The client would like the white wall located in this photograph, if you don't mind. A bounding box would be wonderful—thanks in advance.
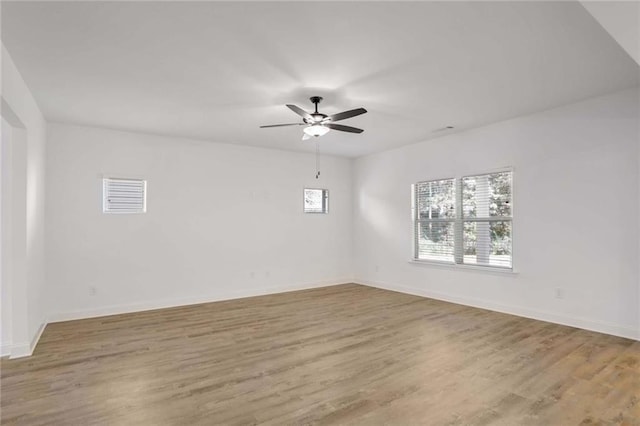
[0,44,48,357]
[1,117,12,352]
[353,88,640,340]
[45,124,353,320]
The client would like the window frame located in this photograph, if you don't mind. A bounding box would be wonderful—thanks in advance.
[412,168,513,271]
[303,188,329,214]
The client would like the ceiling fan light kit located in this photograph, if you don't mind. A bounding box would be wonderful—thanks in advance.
[260,96,367,140]
[304,124,330,137]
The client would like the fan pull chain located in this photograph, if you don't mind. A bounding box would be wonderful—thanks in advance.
[315,141,320,179]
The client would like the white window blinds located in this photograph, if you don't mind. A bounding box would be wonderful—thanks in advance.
[413,171,512,269]
[414,179,456,262]
[103,178,146,214]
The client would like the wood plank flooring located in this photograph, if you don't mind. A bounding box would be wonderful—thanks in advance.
[1,284,638,425]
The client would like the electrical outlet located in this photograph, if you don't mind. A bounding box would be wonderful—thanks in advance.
[89,286,97,296]
[249,271,255,279]
[555,288,564,299]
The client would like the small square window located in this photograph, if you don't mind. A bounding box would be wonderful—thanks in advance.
[304,188,328,214]
[103,178,146,214]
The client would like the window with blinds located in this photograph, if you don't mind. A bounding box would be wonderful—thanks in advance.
[304,188,329,213]
[413,170,512,269]
[103,178,146,214]
[414,179,457,262]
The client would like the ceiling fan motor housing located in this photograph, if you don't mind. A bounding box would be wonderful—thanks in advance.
[306,114,327,124]
[306,96,327,123]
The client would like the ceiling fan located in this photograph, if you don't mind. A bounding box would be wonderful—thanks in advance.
[260,96,367,140]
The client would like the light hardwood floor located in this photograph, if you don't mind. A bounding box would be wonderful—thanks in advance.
[1,284,638,425]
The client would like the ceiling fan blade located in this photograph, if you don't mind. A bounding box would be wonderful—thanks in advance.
[286,104,313,121]
[326,108,367,122]
[325,123,364,134]
[259,123,305,128]
[302,133,312,141]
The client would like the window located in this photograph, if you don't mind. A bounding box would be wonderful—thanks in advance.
[304,188,328,214]
[413,170,512,269]
[103,178,146,214]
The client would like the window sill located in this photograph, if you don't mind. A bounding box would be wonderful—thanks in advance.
[408,259,519,275]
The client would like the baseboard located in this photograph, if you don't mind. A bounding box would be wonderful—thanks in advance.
[1,342,11,357]
[48,278,353,323]
[356,279,639,341]
[9,321,47,359]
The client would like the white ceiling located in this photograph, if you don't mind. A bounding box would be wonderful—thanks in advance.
[581,1,640,66]
[2,1,638,158]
